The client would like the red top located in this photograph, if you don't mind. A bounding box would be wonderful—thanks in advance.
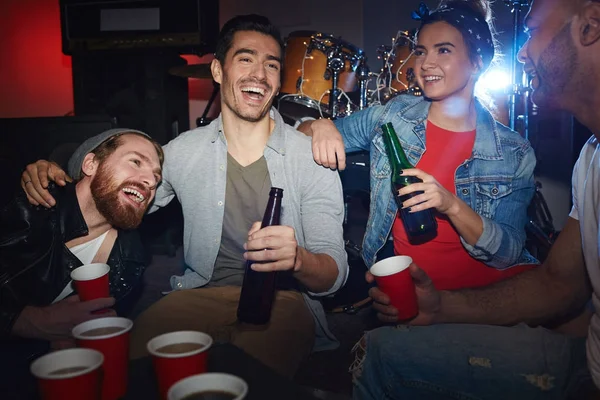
[392,121,533,290]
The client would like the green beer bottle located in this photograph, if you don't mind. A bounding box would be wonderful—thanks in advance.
[381,122,437,238]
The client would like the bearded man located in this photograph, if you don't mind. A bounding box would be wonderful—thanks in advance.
[0,128,163,398]
[345,1,600,399]
[21,15,348,378]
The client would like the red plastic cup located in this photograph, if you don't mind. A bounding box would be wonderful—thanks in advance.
[30,348,104,400]
[147,331,213,400]
[370,255,418,320]
[72,317,133,400]
[71,263,110,302]
[168,373,248,400]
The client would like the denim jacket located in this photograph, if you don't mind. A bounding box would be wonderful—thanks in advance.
[334,94,537,268]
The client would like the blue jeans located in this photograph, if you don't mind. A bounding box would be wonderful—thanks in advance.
[352,324,592,400]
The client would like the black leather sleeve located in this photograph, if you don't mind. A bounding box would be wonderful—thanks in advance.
[0,187,54,338]
[0,194,34,337]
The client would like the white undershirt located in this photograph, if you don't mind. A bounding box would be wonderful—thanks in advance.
[52,230,110,303]
[571,137,600,388]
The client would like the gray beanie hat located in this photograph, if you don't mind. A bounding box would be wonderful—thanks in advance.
[67,128,150,180]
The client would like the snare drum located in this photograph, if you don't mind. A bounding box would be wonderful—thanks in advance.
[280,31,363,112]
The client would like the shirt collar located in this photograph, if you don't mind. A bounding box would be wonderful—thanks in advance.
[210,107,288,156]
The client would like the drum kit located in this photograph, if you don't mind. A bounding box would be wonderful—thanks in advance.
[169,29,421,127]
[276,29,420,126]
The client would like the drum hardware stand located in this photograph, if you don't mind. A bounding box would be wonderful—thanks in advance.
[195,81,220,127]
[376,44,393,85]
[326,44,346,117]
[356,57,370,110]
[504,0,530,134]
[376,45,393,67]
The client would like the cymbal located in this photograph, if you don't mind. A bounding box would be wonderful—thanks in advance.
[169,63,212,79]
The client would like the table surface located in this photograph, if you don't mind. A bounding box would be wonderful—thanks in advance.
[125,343,320,400]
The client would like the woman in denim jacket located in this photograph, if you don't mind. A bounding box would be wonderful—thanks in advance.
[300,0,538,298]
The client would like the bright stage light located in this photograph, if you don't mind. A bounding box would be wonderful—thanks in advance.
[476,69,511,93]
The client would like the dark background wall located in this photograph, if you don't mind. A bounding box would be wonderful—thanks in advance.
[0,0,519,121]
[0,0,73,118]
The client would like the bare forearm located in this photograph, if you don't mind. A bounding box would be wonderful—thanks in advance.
[298,119,337,138]
[446,196,483,246]
[293,247,339,293]
[437,264,590,326]
[297,120,316,136]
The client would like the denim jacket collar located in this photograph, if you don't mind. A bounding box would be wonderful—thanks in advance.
[395,96,504,160]
[209,108,287,156]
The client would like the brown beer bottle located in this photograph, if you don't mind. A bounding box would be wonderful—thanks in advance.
[381,122,437,238]
[237,187,283,324]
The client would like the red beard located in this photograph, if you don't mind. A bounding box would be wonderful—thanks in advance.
[90,162,148,230]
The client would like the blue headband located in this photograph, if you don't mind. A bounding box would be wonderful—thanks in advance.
[413,2,495,68]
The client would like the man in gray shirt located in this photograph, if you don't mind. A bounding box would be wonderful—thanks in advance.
[22,14,348,377]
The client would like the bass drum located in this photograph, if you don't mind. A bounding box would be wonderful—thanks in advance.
[279,31,364,118]
[276,94,324,128]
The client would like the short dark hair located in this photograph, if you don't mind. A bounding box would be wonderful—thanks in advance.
[92,132,164,167]
[214,14,284,65]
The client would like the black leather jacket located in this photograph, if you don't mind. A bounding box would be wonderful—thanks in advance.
[0,183,147,338]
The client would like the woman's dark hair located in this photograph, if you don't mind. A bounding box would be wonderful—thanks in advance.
[421,0,500,68]
[214,14,284,65]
